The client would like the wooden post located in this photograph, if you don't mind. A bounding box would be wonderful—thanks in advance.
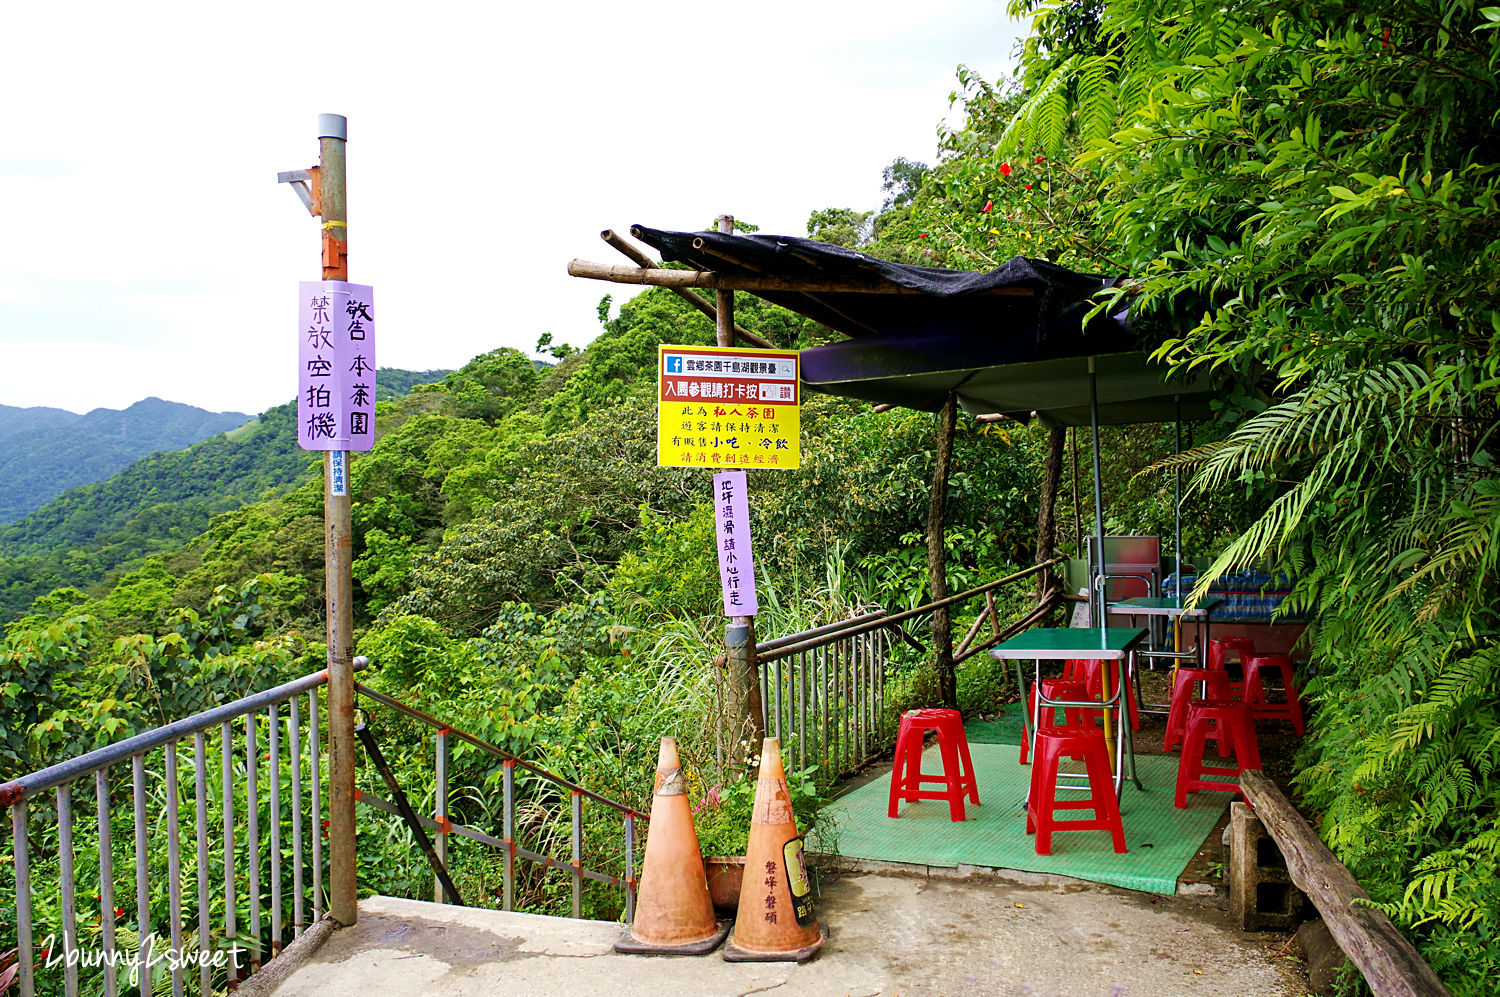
[317,113,358,927]
[716,215,766,755]
[1033,426,1067,610]
[928,394,958,709]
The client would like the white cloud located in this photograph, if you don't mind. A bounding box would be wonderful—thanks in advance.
[0,0,1020,415]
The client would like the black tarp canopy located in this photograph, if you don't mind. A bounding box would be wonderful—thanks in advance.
[631,226,1219,424]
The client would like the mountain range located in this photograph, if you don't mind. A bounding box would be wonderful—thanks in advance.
[0,398,251,523]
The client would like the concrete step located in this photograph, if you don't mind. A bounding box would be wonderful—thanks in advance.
[259,873,1306,997]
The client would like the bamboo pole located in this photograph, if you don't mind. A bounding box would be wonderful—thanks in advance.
[567,259,1035,296]
[318,113,358,928]
[598,230,774,349]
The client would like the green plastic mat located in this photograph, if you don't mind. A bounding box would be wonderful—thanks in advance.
[963,702,1028,744]
[822,739,1229,895]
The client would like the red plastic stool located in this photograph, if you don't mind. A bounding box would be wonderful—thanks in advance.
[1243,653,1306,735]
[1207,637,1257,674]
[1163,668,1233,751]
[888,708,979,821]
[1174,699,1262,808]
[1065,657,1141,731]
[1019,679,1093,765]
[1025,726,1127,855]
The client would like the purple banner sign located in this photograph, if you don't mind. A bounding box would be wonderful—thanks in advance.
[714,470,758,617]
[297,281,376,451]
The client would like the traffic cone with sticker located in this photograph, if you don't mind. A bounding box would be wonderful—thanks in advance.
[614,736,730,955]
[723,737,826,962]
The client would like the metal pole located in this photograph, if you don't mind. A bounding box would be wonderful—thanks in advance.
[1088,357,1107,634]
[1088,358,1116,767]
[318,111,359,927]
[1174,395,1183,602]
[434,729,449,904]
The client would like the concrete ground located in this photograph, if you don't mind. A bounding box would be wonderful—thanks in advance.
[264,872,1308,997]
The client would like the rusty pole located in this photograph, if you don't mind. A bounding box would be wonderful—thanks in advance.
[318,113,358,926]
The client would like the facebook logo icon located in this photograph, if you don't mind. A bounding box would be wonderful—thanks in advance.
[666,355,684,373]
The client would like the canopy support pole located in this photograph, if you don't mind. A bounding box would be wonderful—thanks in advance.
[928,392,959,709]
[1088,358,1108,634]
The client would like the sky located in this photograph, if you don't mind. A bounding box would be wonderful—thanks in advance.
[1,1,1023,417]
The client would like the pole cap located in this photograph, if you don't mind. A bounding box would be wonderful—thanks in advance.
[317,113,348,140]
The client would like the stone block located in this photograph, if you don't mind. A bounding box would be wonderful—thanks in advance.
[1228,801,1306,930]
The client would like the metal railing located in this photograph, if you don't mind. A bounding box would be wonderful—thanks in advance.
[4,663,644,997]
[3,669,333,997]
[353,684,640,923]
[754,558,1065,782]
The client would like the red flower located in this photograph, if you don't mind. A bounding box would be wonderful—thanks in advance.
[999,162,1013,178]
[919,233,928,239]
[1025,183,1033,190]
[114,907,125,918]
[1381,27,1390,47]
[1035,155,1045,163]
[982,201,993,213]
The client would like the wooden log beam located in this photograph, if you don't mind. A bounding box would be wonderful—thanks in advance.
[598,230,774,349]
[1238,770,1453,997]
[567,259,1035,296]
[1033,425,1068,609]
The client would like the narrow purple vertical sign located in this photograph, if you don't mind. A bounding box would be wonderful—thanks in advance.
[297,281,376,451]
[714,469,758,617]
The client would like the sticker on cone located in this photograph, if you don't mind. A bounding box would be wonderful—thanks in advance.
[615,737,730,956]
[783,838,816,926]
[724,737,825,963]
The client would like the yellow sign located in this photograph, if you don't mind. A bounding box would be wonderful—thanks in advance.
[656,345,800,469]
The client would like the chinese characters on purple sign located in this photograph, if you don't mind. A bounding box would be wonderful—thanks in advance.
[297,281,376,451]
[714,470,758,617]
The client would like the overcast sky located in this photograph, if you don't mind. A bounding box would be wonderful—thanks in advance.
[1,1,1022,417]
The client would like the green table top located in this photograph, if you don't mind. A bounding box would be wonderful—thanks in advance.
[1108,596,1223,618]
[988,626,1148,660]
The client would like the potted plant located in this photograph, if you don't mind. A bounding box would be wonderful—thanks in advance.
[692,778,755,915]
[690,766,836,916]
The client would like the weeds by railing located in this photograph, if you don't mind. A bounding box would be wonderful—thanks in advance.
[352,684,639,923]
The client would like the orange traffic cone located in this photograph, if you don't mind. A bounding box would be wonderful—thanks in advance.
[723,737,826,962]
[614,737,730,955]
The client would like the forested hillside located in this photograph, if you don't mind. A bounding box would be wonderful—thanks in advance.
[4,1,1497,989]
[0,370,450,622]
[0,397,251,523]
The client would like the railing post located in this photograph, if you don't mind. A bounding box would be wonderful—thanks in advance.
[95,770,118,997]
[12,802,34,997]
[502,759,515,912]
[570,791,583,919]
[434,729,449,904]
[623,812,636,923]
[57,786,79,997]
